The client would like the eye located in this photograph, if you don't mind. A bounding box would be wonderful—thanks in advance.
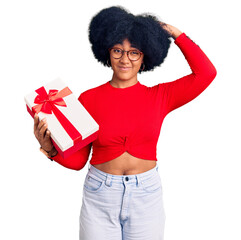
[130,50,140,56]
[113,48,122,54]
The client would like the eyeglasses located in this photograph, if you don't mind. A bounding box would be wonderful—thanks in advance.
[109,48,143,61]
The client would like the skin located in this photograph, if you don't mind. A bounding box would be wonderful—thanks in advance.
[34,23,183,174]
[108,39,144,89]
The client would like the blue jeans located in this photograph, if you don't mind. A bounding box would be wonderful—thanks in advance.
[79,163,166,240]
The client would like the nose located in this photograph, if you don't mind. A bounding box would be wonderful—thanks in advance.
[120,51,130,63]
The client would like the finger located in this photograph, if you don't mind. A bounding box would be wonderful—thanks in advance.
[37,118,47,133]
[34,114,39,132]
[39,122,48,139]
[46,129,51,137]
[45,130,51,139]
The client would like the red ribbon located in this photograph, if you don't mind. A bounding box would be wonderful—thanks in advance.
[32,86,82,143]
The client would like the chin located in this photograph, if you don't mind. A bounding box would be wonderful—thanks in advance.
[116,73,135,81]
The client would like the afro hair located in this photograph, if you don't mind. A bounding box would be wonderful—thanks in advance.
[88,6,172,72]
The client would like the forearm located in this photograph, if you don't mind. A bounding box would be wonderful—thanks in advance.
[163,32,217,113]
[163,22,216,77]
[175,33,217,78]
[49,143,92,171]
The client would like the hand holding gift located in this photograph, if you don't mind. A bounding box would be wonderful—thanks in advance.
[25,78,99,159]
[33,114,58,158]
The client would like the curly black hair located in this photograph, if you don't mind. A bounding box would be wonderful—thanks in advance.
[88,6,172,73]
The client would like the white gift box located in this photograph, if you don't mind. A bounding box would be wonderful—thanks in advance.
[24,78,99,159]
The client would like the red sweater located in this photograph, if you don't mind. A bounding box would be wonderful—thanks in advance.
[51,33,217,170]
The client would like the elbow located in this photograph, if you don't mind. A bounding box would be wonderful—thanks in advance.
[200,65,217,84]
[210,65,217,80]
[58,164,85,171]
[55,159,87,171]
[52,151,89,171]
[72,161,88,171]
[72,166,85,171]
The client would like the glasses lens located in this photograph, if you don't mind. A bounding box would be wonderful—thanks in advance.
[110,48,142,61]
[110,48,122,59]
[128,50,141,61]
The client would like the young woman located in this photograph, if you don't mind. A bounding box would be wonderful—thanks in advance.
[33,6,217,240]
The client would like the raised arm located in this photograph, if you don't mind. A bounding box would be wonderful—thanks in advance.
[159,23,217,114]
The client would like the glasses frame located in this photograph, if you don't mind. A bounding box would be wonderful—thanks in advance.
[109,47,143,61]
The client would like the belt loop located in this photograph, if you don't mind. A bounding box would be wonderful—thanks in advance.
[105,174,112,187]
[136,175,140,187]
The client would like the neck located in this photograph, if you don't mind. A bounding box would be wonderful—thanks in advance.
[110,74,138,88]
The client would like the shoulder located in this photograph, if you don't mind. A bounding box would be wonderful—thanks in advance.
[141,82,165,92]
[78,82,107,104]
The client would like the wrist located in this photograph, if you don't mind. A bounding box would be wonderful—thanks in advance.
[40,146,58,159]
[172,30,183,40]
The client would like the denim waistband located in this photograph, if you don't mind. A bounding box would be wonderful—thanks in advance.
[88,163,159,186]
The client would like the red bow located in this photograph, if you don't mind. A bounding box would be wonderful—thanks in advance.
[32,86,82,143]
[33,87,72,114]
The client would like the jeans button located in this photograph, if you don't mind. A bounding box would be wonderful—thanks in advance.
[125,177,129,181]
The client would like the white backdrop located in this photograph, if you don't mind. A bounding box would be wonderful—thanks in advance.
[1,0,240,239]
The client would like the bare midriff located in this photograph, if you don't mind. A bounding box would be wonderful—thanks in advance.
[92,151,157,175]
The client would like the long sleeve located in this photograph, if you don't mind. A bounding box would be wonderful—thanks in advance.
[161,32,217,114]
[50,143,92,170]
[49,93,92,171]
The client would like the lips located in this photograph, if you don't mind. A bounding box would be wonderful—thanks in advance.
[118,66,131,71]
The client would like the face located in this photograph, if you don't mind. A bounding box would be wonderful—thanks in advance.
[109,39,144,83]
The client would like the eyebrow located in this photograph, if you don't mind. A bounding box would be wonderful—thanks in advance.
[131,44,140,49]
[112,46,140,51]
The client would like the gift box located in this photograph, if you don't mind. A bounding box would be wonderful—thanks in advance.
[24,78,99,159]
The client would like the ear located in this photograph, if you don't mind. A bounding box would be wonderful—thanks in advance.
[141,54,144,63]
